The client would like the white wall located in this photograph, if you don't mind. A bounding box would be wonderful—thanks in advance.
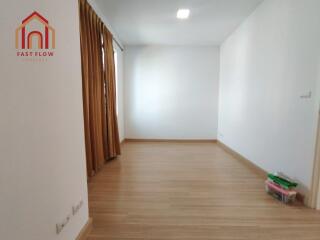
[124,46,220,140]
[218,0,320,194]
[0,1,89,239]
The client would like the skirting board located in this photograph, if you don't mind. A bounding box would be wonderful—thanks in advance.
[217,141,306,204]
[75,218,92,240]
[217,141,267,178]
[124,139,217,143]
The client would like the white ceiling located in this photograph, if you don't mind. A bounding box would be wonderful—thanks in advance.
[94,0,264,46]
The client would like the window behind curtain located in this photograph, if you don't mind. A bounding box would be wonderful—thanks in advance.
[114,49,119,116]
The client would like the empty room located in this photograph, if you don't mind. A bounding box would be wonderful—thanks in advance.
[2,0,320,239]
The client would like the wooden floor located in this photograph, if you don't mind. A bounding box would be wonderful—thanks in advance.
[87,142,320,240]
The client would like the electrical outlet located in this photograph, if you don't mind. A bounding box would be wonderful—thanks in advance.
[56,223,63,235]
[300,91,312,99]
[56,214,71,235]
[72,200,83,216]
[56,200,83,234]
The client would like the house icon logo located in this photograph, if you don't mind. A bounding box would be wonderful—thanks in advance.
[16,11,55,58]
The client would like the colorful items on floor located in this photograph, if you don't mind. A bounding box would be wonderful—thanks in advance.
[265,173,298,204]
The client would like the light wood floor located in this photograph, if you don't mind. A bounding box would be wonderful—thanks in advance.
[87,142,320,240]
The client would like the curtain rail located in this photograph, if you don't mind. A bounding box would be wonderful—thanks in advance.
[113,38,124,52]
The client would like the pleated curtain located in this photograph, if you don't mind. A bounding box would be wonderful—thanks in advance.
[102,26,121,158]
[79,0,121,177]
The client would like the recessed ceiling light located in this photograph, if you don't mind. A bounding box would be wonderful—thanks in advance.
[177,9,190,19]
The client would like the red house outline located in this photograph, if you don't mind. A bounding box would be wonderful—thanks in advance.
[16,11,55,49]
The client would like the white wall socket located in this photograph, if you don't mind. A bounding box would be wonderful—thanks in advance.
[56,199,83,235]
[56,214,71,234]
[72,200,83,216]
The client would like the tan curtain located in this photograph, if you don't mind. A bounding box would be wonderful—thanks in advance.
[102,26,121,159]
[78,0,120,177]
